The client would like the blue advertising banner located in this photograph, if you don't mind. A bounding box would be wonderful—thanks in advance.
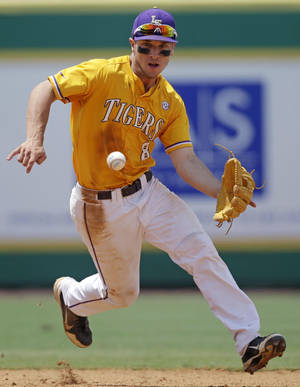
[152,81,264,196]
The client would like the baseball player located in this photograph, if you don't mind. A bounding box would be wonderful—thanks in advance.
[7,7,285,374]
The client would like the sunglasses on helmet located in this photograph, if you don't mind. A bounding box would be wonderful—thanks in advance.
[133,23,178,39]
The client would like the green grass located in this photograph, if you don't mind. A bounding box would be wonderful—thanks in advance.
[0,290,299,370]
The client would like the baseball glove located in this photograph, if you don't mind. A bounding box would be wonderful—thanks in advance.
[213,144,257,233]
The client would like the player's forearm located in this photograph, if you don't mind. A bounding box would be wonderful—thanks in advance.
[171,149,221,198]
[26,80,56,144]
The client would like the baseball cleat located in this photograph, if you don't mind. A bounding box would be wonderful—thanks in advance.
[53,277,92,348]
[242,333,286,374]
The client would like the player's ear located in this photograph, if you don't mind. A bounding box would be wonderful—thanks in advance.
[170,43,176,56]
[129,38,135,52]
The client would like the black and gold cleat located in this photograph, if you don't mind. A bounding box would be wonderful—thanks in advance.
[242,333,286,374]
[53,277,92,348]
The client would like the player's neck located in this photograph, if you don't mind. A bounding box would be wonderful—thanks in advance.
[141,77,156,92]
[130,55,158,92]
[133,68,157,92]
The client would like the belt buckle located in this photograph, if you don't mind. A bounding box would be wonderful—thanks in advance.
[121,171,151,198]
[121,178,141,197]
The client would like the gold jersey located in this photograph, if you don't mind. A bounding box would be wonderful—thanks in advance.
[48,55,192,189]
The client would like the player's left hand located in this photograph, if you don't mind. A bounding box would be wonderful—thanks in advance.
[213,145,258,231]
[7,139,47,174]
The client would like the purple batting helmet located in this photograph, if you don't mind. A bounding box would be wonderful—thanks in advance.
[131,7,178,43]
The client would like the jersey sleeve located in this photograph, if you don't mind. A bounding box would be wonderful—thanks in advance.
[159,96,193,154]
[48,59,105,104]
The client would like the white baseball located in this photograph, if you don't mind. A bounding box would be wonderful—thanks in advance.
[106,151,126,171]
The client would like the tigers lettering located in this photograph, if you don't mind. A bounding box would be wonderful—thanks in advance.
[101,98,165,141]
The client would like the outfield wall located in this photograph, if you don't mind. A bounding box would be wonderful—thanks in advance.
[1,1,300,50]
[1,1,299,287]
[1,244,300,289]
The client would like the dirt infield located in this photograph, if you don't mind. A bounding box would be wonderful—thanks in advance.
[0,367,299,387]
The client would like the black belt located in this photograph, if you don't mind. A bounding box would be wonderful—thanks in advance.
[97,171,152,200]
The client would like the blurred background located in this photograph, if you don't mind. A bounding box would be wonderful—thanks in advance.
[1,0,300,290]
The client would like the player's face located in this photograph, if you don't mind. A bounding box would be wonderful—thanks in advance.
[130,39,175,86]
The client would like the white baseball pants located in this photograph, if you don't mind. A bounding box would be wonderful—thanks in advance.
[61,174,260,353]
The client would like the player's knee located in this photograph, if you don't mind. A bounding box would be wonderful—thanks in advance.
[122,288,139,307]
[109,286,139,308]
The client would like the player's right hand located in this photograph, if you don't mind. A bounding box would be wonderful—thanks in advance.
[7,139,47,174]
